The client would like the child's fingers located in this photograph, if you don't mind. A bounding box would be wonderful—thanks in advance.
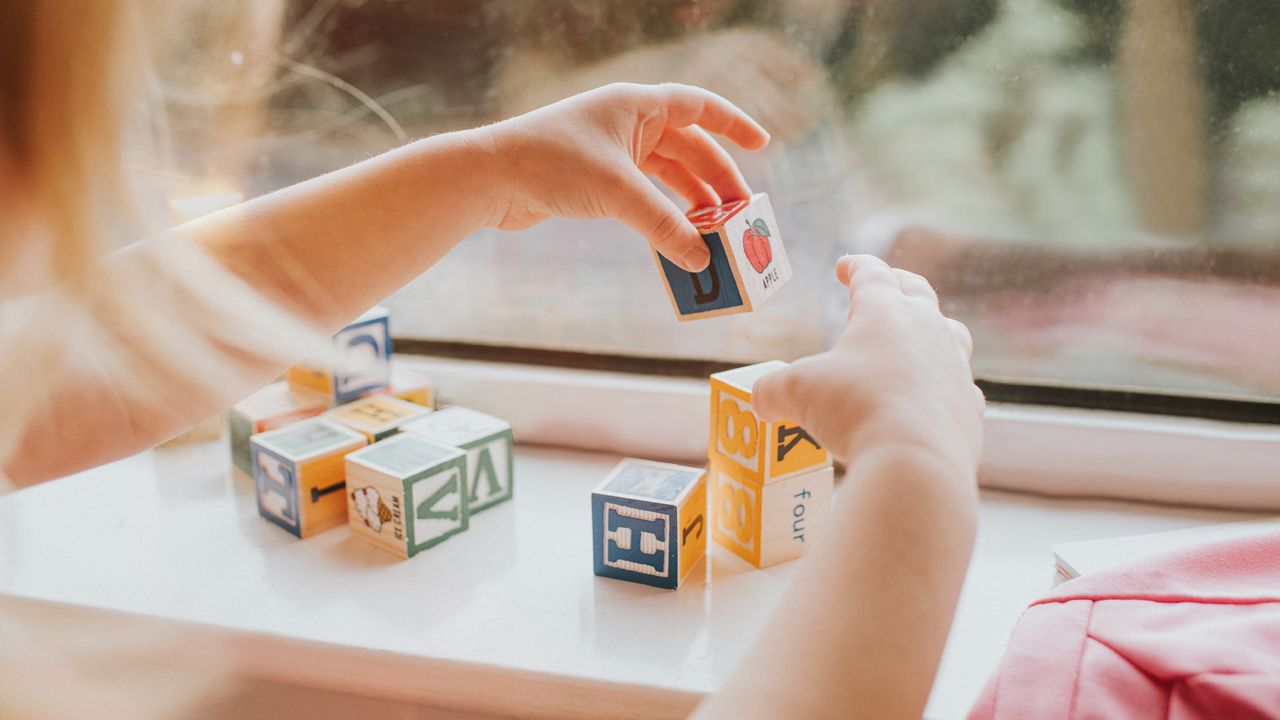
[842,255,902,304]
[892,268,939,306]
[949,318,974,358]
[651,83,771,151]
[751,366,799,423]
[641,156,720,209]
[653,125,752,203]
[611,166,712,272]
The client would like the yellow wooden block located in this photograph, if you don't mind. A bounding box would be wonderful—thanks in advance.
[709,361,830,484]
[286,364,333,398]
[287,306,392,404]
[677,471,708,582]
[250,418,368,538]
[326,394,432,443]
[710,458,833,568]
[373,365,436,408]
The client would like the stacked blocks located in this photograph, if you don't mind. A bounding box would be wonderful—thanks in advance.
[709,361,833,568]
[287,306,392,405]
[401,407,514,514]
[228,382,328,477]
[345,434,469,558]
[325,394,433,442]
[592,459,707,589]
[654,193,793,321]
[250,418,368,538]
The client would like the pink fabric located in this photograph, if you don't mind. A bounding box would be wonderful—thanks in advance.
[969,531,1280,720]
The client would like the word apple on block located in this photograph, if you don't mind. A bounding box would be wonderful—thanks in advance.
[592,459,707,590]
[710,457,834,568]
[287,305,392,405]
[345,434,469,559]
[654,192,793,321]
[708,360,834,568]
[228,381,328,478]
[401,407,514,515]
[250,418,368,538]
[325,394,432,443]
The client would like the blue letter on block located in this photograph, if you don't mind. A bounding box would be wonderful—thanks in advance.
[592,495,678,589]
[253,446,300,537]
[658,232,743,317]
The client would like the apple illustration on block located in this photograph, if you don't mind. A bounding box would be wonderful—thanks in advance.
[742,219,773,273]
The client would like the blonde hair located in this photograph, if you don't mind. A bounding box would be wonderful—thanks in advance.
[0,2,335,716]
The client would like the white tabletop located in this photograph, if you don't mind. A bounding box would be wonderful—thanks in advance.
[0,441,1262,719]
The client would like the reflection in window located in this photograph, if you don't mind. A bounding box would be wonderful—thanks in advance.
[156,0,1280,401]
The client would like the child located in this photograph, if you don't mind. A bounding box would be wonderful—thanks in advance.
[0,3,983,718]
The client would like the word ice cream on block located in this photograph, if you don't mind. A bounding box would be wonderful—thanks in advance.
[401,407,514,515]
[592,459,707,590]
[250,418,368,538]
[287,305,392,405]
[325,394,432,443]
[708,360,834,568]
[228,381,328,478]
[711,457,833,569]
[345,434,469,559]
[655,193,793,321]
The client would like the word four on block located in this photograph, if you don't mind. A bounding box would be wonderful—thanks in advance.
[711,458,833,568]
[287,305,392,405]
[251,418,368,538]
[229,381,328,477]
[326,394,432,442]
[345,433,470,559]
[401,407,514,515]
[710,360,830,484]
[592,459,707,589]
[655,193,793,321]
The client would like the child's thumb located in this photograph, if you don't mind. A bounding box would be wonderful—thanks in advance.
[751,367,799,424]
[612,168,711,273]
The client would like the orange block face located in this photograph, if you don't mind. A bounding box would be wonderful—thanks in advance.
[287,364,333,398]
[710,459,763,566]
[709,362,829,484]
[677,472,708,581]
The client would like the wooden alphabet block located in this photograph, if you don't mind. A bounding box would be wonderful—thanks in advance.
[401,407,514,515]
[345,434,469,559]
[592,459,707,589]
[325,394,432,443]
[250,418,368,538]
[709,361,830,484]
[369,364,436,408]
[710,458,833,568]
[229,382,328,478]
[654,193,793,321]
[286,306,392,405]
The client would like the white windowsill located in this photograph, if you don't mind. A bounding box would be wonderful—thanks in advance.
[399,355,1280,512]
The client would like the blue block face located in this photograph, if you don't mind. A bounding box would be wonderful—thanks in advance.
[658,232,743,317]
[592,493,679,589]
[333,315,392,404]
[252,445,300,537]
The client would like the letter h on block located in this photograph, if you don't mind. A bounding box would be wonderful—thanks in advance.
[345,434,469,559]
[287,305,393,405]
[250,418,368,538]
[592,459,707,589]
[654,193,793,321]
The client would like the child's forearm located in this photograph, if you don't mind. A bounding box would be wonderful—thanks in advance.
[185,129,498,332]
[695,445,978,720]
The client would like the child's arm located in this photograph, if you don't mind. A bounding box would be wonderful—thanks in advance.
[694,255,984,720]
[4,84,767,485]
[193,82,769,330]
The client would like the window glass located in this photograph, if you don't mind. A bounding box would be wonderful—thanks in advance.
[159,0,1280,402]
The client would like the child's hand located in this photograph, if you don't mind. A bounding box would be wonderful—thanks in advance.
[474,83,770,272]
[753,255,985,476]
